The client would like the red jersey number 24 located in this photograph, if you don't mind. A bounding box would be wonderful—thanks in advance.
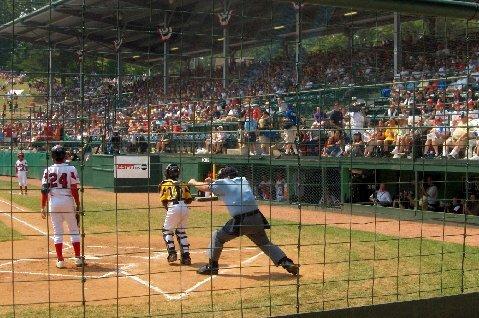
[48,172,69,188]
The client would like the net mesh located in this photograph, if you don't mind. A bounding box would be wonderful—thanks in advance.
[0,0,478,317]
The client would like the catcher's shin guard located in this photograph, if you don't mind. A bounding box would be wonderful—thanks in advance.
[162,229,176,254]
[175,229,190,254]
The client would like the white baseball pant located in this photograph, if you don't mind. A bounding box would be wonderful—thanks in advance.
[49,203,80,244]
[163,201,190,254]
[17,172,27,187]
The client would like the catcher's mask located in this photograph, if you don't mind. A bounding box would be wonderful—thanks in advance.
[165,163,180,180]
[217,166,239,179]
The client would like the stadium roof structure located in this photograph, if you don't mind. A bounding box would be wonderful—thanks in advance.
[0,0,408,63]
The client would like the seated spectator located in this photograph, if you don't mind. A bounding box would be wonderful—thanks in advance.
[258,176,272,200]
[212,126,226,154]
[466,194,479,215]
[393,190,415,209]
[383,119,398,154]
[448,197,463,214]
[322,130,343,157]
[364,120,386,157]
[344,132,364,157]
[422,176,439,211]
[424,117,448,158]
[443,114,469,159]
[391,117,413,159]
[369,183,392,207]
[204,127,216,154]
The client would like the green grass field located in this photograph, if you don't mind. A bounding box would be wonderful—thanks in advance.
[0,220,22,242]
[0,178,478,317]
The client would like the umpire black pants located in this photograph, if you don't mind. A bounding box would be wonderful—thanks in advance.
[207,211,286,266]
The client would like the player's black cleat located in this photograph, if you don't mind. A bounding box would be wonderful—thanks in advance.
[167,252,177,263]
[280,258,299,276]
[180,253,191,265]
[197,263,219,275]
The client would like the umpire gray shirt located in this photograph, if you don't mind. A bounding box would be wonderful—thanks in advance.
[210,177,258,217]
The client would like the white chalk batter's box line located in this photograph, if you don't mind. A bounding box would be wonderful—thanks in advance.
[0,198,268,301]
[0,252,265,302]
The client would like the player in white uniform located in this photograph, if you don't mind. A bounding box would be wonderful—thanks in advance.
[15,152,28,195]
[41,145,84,269]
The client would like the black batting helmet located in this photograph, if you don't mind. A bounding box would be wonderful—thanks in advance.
[51,145,66,163]
[165,163,180,180]
[217,166,239,179]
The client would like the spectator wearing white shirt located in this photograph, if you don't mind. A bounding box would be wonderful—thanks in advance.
[424,117,449,158]
[369,183,392,207]
[423,177,439,211]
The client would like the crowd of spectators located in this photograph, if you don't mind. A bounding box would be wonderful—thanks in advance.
[366,177,479,216]
[0,32,478,158]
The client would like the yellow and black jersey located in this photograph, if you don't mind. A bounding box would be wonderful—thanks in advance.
[159,179,193,203]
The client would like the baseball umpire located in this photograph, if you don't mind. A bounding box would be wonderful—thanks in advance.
[159,163,194,265]
[41,145,84,269]
[189,166,299,275]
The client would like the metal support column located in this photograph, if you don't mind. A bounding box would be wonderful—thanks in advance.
[163,41,168,95]
[222,26,229,89]
[48,48,53,114]
[393,12,402,78]
[295,5,301,87]
[116,49,122,112]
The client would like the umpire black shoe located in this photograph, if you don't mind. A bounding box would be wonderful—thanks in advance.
[167,252,177,263]
[180,253,191,265]
[197,262,219,275]
[280,258,299,276]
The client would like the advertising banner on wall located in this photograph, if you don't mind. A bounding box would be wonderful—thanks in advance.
[114,156,149,179]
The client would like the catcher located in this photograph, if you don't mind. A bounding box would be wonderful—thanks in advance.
[41,145,84,269]
[159,163,193,265]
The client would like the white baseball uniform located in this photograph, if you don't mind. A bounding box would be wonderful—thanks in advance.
[15,159,28,186]
[41,163,80,244]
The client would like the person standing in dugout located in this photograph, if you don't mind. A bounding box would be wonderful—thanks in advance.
[160,163,193,265]
[188,166,299,275]
[41,145,84,269]
[15,152,28,195]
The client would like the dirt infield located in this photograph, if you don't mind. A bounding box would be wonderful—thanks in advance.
[0,197,300,313]
[0,181,478,316]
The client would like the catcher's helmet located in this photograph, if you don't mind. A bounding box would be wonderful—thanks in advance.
[217,166,239,179]
[165,163,180,180]
[51,145,66,163]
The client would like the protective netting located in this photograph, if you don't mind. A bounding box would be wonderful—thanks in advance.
[0,0,479,317]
